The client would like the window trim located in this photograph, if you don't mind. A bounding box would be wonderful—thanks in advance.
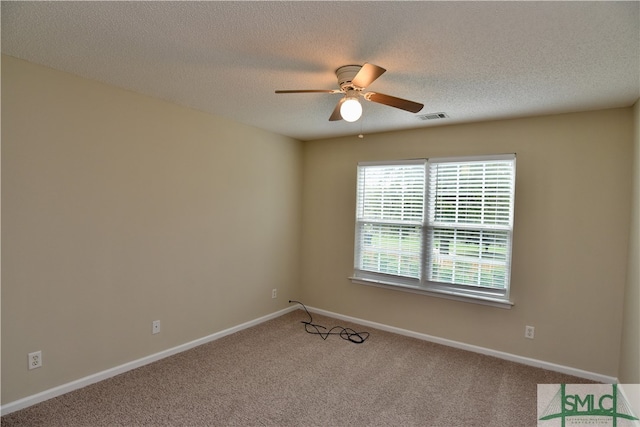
[349,276,515,309]
[351,154,516,309]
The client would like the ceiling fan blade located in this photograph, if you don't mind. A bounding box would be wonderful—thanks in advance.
[352,63,386,88]
[365,92,424,113]
[329,98,345,121]
[275,89,336,94]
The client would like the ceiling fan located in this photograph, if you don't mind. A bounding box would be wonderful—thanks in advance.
[275,63,424,122]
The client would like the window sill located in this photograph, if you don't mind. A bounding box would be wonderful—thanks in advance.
[349,277,514,309]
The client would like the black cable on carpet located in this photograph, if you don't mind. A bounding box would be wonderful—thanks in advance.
[288,300,370,344]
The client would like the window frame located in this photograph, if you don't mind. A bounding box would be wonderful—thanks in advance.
[351,154,516,309]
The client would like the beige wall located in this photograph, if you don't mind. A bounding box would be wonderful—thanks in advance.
[1,56,302,404]
[619,99,640,383]
[301,109,633,377]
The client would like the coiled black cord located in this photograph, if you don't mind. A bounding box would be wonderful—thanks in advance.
[289,300,370,344]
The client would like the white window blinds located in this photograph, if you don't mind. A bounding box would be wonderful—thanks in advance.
[426,155,515,290]
[352,154,516,305]
[354,161,425,281]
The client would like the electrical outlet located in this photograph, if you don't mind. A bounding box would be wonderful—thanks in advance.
[525,325,535,339]
[28,351,42,370]
[152,320,161,335]
[272,288,277,299]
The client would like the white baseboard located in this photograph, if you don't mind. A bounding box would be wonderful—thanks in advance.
[2,304,618,416]
[305,305,619,384]
[0,306,298,416]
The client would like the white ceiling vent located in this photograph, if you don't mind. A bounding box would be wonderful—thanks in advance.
[418,112,449,120]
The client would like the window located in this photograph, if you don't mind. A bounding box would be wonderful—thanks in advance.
[352,154,516,308]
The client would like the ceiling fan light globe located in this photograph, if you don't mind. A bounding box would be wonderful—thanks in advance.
[340,98,362,122]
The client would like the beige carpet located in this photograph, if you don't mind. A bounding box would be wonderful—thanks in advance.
[1,309,594,426]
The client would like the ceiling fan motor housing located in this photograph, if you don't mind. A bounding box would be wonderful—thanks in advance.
[336,65,363,90]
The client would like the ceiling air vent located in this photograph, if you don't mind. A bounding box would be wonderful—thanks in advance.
[418,112,449,120]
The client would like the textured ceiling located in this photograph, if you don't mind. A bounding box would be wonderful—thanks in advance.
[2,1,639,141]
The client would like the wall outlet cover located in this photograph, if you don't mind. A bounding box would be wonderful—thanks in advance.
[28,351,42,370]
